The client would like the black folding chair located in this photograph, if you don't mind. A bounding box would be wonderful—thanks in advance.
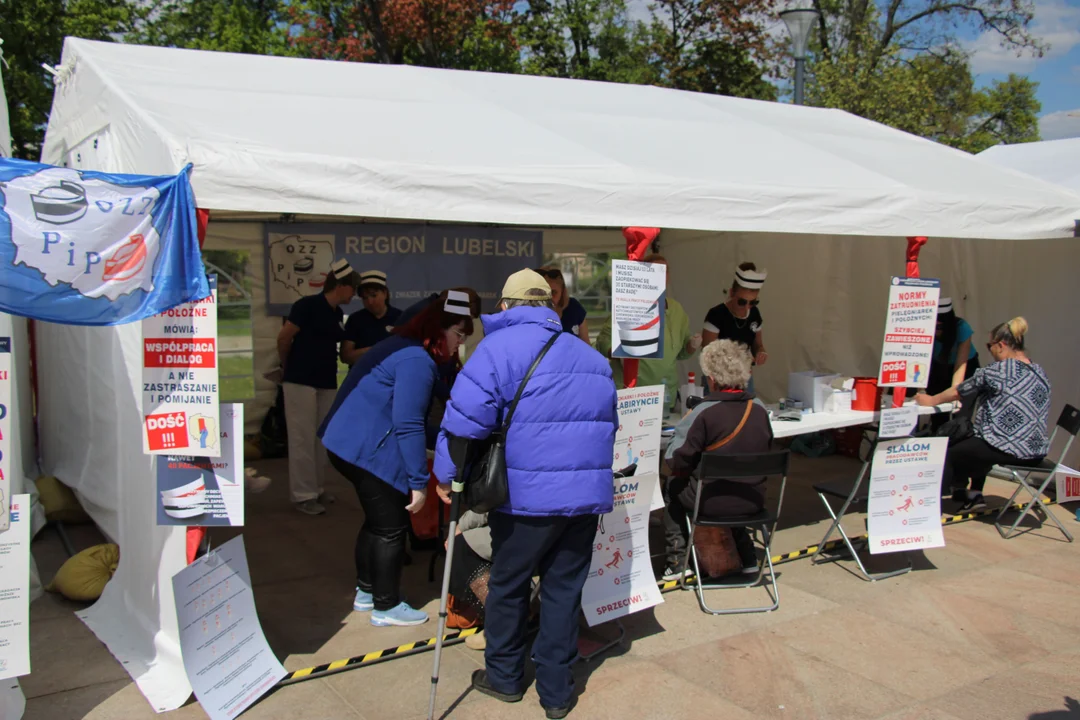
[679,450,789,615]
[994,404,1079,543]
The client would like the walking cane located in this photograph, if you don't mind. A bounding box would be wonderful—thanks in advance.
[427,476,464,720]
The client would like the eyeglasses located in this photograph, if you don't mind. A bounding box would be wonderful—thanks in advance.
[451,328,466,339]
[535,268,562,279]
[736,298,760,307]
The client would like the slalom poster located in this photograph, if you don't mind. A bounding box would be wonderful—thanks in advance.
[867,438,947,554]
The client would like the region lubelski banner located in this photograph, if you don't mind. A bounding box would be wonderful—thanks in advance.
[0,159,208,325]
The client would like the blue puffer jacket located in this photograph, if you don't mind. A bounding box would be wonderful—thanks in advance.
[434,306,618,517]
[319,336,436,494]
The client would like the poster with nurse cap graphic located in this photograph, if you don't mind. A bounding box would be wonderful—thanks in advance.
[611,260,666,359]
[157,405,243,526]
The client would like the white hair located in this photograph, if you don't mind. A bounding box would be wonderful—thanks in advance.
[700,339,752,389]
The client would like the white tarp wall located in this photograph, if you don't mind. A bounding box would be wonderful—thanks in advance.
[36,322,191,711]
[661,230,1080,467]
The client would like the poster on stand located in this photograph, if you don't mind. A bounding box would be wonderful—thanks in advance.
[877,277,940,388]
[1054,465,1080,503]
[878,406,919,439]
[142,275,220,456]
[157,405,243,526]
[172,535,285,720]
[581,473,663,626]
[0,494,31,681]
[0,338,9,533]
[610,260,666,360]
[867,438,947,554]
[613,385,666,511]
[265,223,542,315]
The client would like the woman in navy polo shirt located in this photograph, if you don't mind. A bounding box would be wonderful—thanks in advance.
[536,266,590,342]
[319,297,473,627]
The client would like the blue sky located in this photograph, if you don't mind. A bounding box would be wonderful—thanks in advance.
[966,0,1080,139]
[629,0,1080,140]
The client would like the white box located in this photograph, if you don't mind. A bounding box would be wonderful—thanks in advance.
[824,388,852,413]
[788,371,840,413]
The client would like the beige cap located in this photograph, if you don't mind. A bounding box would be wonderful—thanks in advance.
[501,269,552,301]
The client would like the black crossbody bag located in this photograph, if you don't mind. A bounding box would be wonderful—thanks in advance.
[464,332,561,513]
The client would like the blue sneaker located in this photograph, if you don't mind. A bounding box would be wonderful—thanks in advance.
[370,602,428,627]
[353,588,374,612]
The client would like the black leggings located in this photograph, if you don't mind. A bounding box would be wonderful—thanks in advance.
[328,452,410,611]
[943,436,1043,494]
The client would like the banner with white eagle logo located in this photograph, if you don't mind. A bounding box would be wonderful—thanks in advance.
[0,159,208,325]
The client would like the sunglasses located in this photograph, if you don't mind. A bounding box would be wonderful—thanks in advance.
[736,298,760,307]
[535,268,562,279]
[986,341,997,353]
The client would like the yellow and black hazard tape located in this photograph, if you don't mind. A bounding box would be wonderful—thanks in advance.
[277,626,482,686]
[279,497,1061,685]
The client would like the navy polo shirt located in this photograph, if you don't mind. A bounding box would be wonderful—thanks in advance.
[344,306,402,350]
[283,293,345,390]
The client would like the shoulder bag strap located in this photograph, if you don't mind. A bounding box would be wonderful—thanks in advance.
[705,400,754,452]
[503,331,561,431]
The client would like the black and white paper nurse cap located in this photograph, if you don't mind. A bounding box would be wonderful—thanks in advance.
[444,290,472,316]
[330,259,355,280]
[358,269,388,287]
[938,297,953,314]
[734,266,768,290]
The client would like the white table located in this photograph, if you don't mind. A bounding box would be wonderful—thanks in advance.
[768,402,955,439]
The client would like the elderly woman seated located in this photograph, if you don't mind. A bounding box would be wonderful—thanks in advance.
[661,339,774,581]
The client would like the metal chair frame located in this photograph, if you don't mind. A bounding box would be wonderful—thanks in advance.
[678,450,790,615]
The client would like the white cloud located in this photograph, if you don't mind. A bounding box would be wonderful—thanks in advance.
[968,0,1080,74]
[1039,108,1080,139]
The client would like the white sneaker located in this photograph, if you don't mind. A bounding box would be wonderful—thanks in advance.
[370,602,428,627]
[295,499,326,515]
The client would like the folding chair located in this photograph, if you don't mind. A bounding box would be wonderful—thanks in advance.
[811,469,912,582]
[994,403,1079,543]
[679,450,789,615]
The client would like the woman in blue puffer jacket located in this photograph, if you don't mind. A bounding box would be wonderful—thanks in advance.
[319,294,472,628]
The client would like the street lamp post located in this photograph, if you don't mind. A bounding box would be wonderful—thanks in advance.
[779,7,820,105]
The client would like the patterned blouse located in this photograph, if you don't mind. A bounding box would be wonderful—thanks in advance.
[959,358,1051,459]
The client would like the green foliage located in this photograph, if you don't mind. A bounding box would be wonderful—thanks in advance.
[129,0,287,55]
[804,1,1042,149]
[1,0,141,159]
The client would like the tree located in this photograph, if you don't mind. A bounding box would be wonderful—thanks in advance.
[128,0,287,55]
[1,0,142,159]
[285,0,520,72]
[803,0,1041,148]
[516,0,775,99]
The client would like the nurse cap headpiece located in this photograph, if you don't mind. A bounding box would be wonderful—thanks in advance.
[734,266,767,290]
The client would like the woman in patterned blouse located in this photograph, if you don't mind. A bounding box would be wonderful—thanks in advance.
[916,317,1051,512]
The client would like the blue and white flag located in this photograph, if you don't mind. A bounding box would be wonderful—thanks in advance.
[0,159,208,325]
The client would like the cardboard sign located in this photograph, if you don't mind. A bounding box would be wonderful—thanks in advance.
[172,536,285,720]
[611,260,666,359]
[581,473,663,626]
[157,405,244,526]
[877,277,940,388]
[614,385,666,511]
[0,495,31,681]
[867,438,947,554]
[143,275,220,456]
[878,406,919,439]
[1055,465,1080,502]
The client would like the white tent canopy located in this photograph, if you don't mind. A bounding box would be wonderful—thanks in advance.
[978,137,1080,195]
[34,37,1080,715]
[44,38,1079,240]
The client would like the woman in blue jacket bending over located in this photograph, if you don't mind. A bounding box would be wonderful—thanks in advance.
[319,295,473,627]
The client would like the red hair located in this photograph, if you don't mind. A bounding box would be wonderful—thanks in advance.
[394,292,474,362]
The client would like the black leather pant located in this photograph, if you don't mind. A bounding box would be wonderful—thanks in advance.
[329,452,410,611]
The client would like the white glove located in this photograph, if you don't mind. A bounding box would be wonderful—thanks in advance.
[405,488,427,514]
[688,333,703,352]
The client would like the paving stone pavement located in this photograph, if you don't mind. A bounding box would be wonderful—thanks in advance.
[20,457,1080,720]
